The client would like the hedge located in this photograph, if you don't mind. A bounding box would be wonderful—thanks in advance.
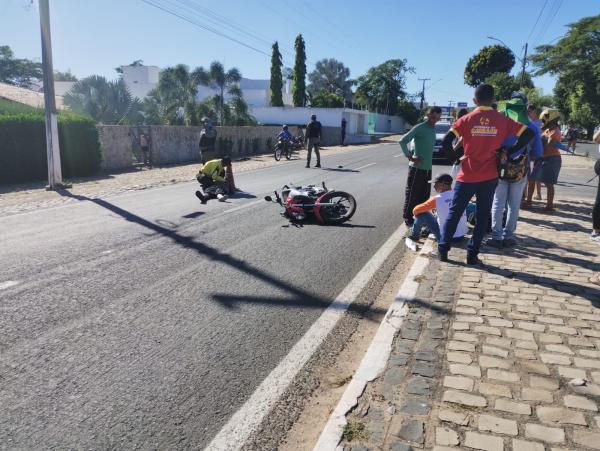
[0,112,101,184]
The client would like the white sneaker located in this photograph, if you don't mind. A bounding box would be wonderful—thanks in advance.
[217,194,229,202]
[405,237,418,252]
[592,233,600,244]
[592,231,600,240]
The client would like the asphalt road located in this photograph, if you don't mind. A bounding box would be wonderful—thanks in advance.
[0,143,414,449]
[2,143,597,450]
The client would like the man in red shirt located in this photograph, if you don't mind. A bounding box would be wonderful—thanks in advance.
[438,84,534,264]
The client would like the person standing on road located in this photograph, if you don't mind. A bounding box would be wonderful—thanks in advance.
[438,84,534,265]
[487,93,543,249]
[140,133,151,167]
[399,106,442,226]
[341,117,347,146]
[306,114,322,168]
[199,118,217,163]
[591,126,600,243]
[529,109,563,212]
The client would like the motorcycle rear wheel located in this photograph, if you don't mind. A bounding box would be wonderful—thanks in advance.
[316,191,356,224]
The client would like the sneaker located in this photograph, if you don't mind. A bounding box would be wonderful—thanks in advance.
[486,238,504,248]
[591,231,600,240]
[405,237,419,252]
[592,233,600,244]
[305,164,310,168]
[428,233,437,240]
[315,163,321,168]
[195,190,207,204]
[503,238,517,247]
[466,253,481,265]
[217,194,229,202]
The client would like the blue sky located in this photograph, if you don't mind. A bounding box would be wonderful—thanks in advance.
[2,0,599,107]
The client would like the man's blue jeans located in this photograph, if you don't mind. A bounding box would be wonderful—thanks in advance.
[491,177,527,241]
[439,179,498,256]
[411,212,440,241]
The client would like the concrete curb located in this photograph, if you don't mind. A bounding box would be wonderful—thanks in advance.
[313,241,434,450]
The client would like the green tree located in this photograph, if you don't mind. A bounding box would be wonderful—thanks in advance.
[54,70,77,81]
[292,34,307,107]
[355,59,414,115]
[269,41,284,107]
[307,58,354,102]
[484,72,533,100]
[310,91,344,108]
[397,99,420,125]
[0,45,42,88]
[282,67,293,81]
[196,61,242,125]
[523,87,554,109]
[143,64,202,126]
[64,75,143,124]
[464,45,515,87]
[531,14,600,137]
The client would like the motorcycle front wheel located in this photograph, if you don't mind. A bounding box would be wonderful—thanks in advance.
[274,146,282,161]
[316,191,357,224]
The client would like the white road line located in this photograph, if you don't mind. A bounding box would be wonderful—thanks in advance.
[0,280,19,290]
[223,199,265,214]
[393,154,403,158]
[314,240,433,450]
[354,163,376,170]
[205,222,409,451]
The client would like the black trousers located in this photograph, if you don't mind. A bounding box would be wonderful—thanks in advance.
[403,166,432,222]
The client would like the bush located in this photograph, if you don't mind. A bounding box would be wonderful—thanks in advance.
[0,112,101,184]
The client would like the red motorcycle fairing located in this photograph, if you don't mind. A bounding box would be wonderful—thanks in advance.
[313,193,329,224]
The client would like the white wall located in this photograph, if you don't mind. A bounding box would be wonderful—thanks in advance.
[373,113,407,133]
[120,65,160,99]
[250,107,370,133]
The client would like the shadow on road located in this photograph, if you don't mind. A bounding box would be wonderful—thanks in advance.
[55,189,385,319]
[182,211,205,219]
[321,167,360,173]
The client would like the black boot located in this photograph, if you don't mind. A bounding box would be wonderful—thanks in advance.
[438,249,448,262]
[195,190,207,204]
[466,252,481,265]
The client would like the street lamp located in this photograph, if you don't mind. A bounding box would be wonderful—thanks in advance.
[487,36,528,89]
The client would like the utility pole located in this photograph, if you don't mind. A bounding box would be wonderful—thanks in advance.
[520,43,528,88]
[39,0,63,189]
[418,78,430,111]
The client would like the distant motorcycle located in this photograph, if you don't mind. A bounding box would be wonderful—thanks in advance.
[274,137,292,161]
[264,182,357,225]
[274,136,304,161]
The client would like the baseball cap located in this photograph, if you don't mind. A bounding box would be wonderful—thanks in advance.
[429,173,453,185]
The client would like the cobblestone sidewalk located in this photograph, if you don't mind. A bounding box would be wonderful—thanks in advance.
[340,199,600,451]
[0,143,374,216]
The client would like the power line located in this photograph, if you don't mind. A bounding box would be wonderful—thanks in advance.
[141,0,273,59]
[532,0,563,47]
[526,0,548,42]
[177,0,296,61]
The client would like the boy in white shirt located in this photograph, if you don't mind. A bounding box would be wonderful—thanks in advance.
[406,173,468,251]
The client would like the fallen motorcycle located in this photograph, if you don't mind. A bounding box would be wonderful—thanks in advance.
[264,182,356,225]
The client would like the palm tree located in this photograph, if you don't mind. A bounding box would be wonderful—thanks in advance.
[64,75,142,124]
[144,64,202,125]
[195,62,242,125]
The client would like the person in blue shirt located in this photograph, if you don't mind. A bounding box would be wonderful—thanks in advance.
[487,94,544,248]
[277,124,292,141]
